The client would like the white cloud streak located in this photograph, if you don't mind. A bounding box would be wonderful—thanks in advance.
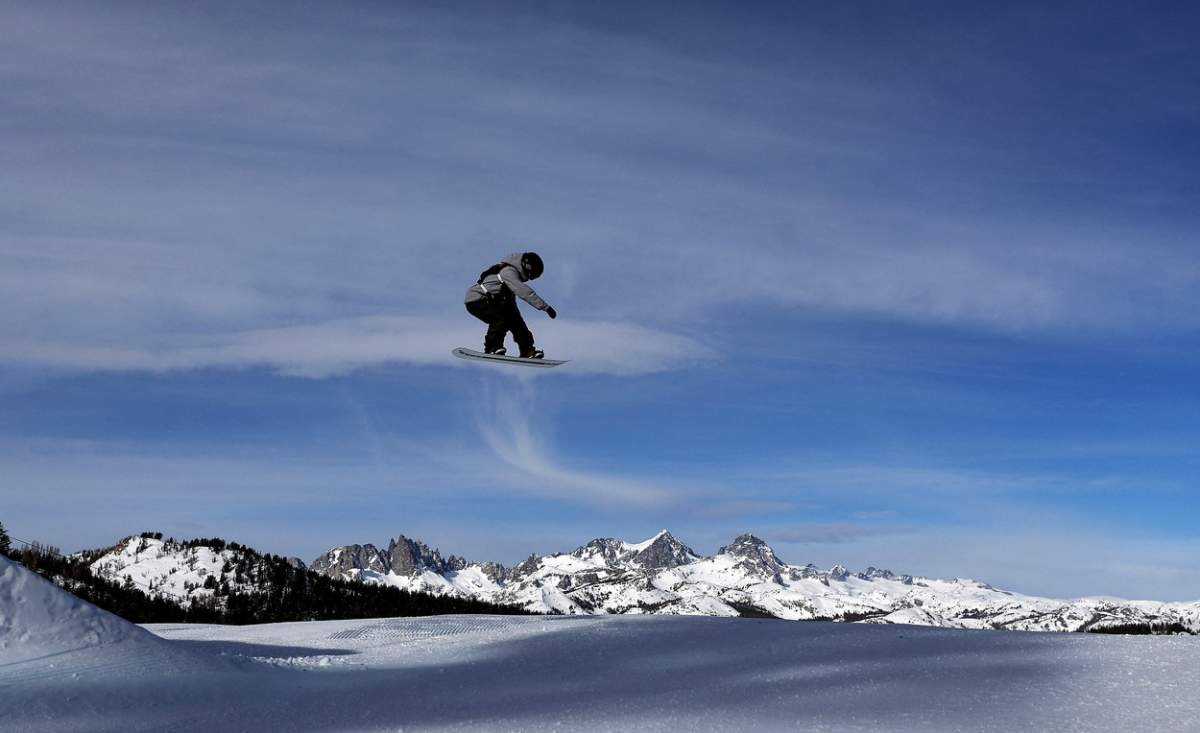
[4,315,709,378]
[474,385,679,508]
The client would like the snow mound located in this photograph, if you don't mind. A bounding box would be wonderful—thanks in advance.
[0,555,157,665]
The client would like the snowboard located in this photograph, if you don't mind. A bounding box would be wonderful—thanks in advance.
[452,347,568,368]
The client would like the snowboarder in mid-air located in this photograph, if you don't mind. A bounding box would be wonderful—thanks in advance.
[463,251,557,360]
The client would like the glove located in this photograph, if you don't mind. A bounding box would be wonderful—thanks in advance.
[546,306,557,319]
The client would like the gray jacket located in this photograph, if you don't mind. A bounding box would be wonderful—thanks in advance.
[464,252,550,311]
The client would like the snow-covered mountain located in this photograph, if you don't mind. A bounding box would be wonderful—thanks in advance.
[84,535,267,610]
[309,529,1200,633]
[77,533,522,621]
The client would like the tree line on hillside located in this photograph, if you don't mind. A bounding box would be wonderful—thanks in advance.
[1085,621,1193,636]
[1,523,534,624]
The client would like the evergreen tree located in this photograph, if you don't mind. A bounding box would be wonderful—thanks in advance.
[0,520,11,558]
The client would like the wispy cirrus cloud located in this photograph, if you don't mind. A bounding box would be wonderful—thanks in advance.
[4,315,708,378]
[474,385,680,509]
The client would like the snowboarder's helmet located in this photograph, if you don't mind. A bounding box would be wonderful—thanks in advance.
[521,252,544,280]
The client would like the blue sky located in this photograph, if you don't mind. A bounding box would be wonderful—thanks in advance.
[2,1,1198,600]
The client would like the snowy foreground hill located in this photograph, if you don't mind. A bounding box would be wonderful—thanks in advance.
[4,555,1200,733]
[301,529,1200,633]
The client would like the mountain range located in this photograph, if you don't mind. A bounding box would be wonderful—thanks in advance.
[294,530,1199,632]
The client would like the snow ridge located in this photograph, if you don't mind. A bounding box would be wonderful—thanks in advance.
[0,554,158,664]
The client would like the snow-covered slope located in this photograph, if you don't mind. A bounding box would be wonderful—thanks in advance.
[310,530,1200,633]
[6,611,1200,733]
[0,554,159,664]
[6,552,1200,731]
[0,554,228,733]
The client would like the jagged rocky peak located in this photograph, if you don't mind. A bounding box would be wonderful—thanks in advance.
[855,566,911,583]
[310,543,387,577]
[388,536,449,576]
[629,530,699,569]
[571,537,628,566]
[829,564,850,581]
[569,530,699,570]
[718,534,786,573]
[509,553,543,580]
[788,563,822,581]
[472,560,510,583]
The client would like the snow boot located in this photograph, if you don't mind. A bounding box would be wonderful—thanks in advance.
[521,348,545,359]
[485,346,507,356]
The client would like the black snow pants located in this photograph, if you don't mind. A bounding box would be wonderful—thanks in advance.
[465,291,534,354]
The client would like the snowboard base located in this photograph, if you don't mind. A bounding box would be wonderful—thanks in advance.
[452,347,568,368]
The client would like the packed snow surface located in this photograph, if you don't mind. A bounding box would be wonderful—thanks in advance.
[4,555,1199,733]
[0,555,157,663]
